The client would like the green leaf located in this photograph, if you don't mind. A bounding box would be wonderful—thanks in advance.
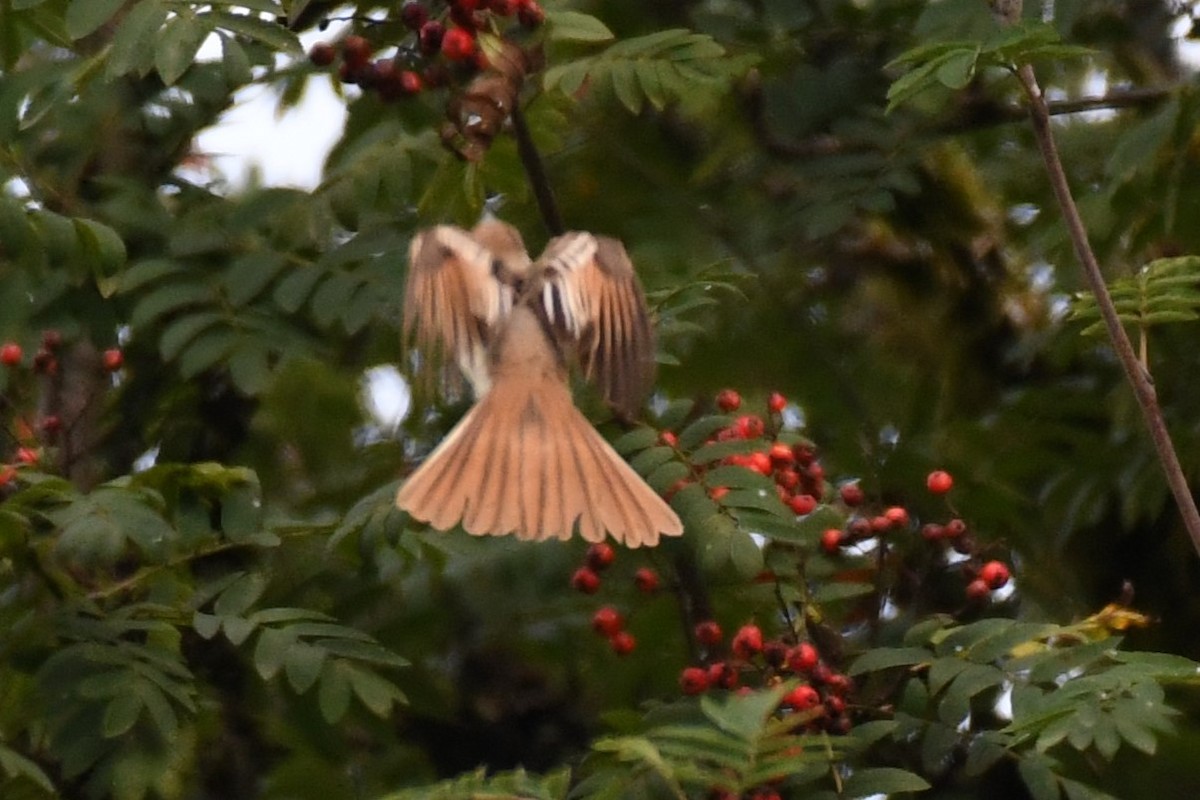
[214,571,267,617]
[0,743,56,792]
[849,647,931,675]
[106,1,170,78]
[318,661,352,723]
[254,626,293,680]
[65,0,126,39]
[284,641,326,693]
[841,767,931,796]
[192,612,221,640]
[74,218,127,295]
[546,10,614,42]
[102,692,143,738]
[346,664,405,716]
[204,10,301,55]
[155,10,211,86]
[1018,754,1062,800]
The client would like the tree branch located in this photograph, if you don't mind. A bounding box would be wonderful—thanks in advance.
[1015,63,1200,558]
[511,104,564,237]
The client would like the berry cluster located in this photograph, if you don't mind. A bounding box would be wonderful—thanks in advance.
[308,0,543,99]
[664,389,826,516]
[681,620,853,727]
[571,542,661,655]
[0,332,123,490]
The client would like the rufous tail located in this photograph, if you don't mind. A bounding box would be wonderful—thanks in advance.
[395,373,683,547]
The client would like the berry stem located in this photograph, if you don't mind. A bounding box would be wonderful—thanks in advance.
[510,103,563,236]
[1015,62,1200,560]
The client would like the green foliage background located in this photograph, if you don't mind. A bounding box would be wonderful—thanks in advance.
[4,0,1200,797]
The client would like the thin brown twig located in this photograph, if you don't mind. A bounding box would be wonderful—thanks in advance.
[1015,62,1200,558]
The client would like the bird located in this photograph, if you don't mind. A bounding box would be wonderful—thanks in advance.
[394,219,684,547]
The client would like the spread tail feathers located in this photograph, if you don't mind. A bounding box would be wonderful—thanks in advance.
[395,375,683,547]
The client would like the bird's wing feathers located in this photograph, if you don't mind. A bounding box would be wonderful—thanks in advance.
[403,225,513,394]
[535,232,656,417]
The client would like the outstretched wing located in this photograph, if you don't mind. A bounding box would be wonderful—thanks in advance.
[534,233,656,417]
[403,225,514,395]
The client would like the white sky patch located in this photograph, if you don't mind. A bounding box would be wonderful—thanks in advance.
[133,443,160,472]
[190,25,350,191]
[361,365,412,431]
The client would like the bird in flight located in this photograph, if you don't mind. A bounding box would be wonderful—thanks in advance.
[395,220,684,547]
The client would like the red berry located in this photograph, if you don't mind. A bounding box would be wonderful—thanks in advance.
[592,605,623,637]
[839,482,864,506]
[768,442,794,466]
[792,442,816,465]
[825,695,846,714]
[707,661,739,689]
[820,528,842,554]
[102,348,123,372]
[516,0,544,27]
[586,542,616,571]
[786,642,818,673]
[609,630,636,656]
[782,683,820,711]
[0,342,21,367]
[400,1,429,29]
[441,26,477,61]
[979,560,1011,590]
[708,485,729,501]
[920,523,944,541]
[659,430,678,447]
[826,672,853,695]
[680,666,709,695]
[716,388,741,412]
[342,35,371,68]
[927,469,954,494]
[491,0,518,13]
[663,478,688,500]
[399,69,423,95]
[767,391,787,414]
[735,415,765,439]
[776,468,800,490]
[748,451,772,476]
[633,567,660,593]
[731,624,764,659]
[847,517,871,539]
[883,506,909,529]
[570,566,601,594]
[308,41,336,66]
[869,515,891,534]
[788,494,817,516]
[16,447,38,465]
[418,20,445,54]
[944,518,967,538]
[965,578,991,602]
[695,620,723,647]
[40,415,61,435]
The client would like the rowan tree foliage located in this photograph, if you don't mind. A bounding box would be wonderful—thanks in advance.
[5,0,1200,798]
